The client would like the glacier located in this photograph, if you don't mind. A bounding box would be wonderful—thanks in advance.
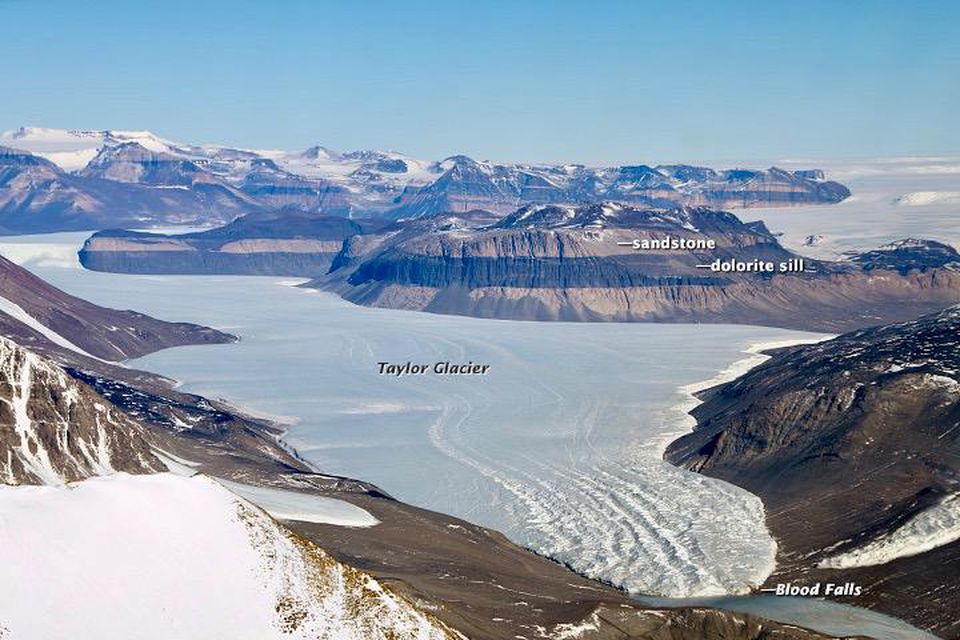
[0,232,825,599]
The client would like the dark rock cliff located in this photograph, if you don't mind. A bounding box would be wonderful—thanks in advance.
[76,203,960,333]
[319,204,960,332]
[0,336,164,485]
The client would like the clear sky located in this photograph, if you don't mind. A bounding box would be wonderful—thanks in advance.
[2,0,958,164]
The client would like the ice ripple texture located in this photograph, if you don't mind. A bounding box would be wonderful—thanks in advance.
[429,398,777,596]
[421,343,795,597]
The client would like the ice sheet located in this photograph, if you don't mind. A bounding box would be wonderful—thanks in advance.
[749,156,960,259]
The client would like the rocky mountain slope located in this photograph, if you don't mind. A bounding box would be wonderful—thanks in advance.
[0,332,456,640]
[666,306,960,638]
[0,253,233,360]
[314,203,960,332]
[0,335,163,485]
[849,238,960,274]
[0,126,849,232]
[0,145,256,232]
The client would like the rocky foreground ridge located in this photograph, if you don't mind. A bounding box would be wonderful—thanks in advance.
[1,126,848,233]
[0,337,460,639]
[0,259,844,639]
[666,306,960,638]
[82,204,960,333]
[0,253,234,360]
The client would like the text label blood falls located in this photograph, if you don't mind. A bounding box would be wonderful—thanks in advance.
[765,582,863,597]
[377,361,491,377]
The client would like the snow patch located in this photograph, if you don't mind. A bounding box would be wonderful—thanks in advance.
[894,191,960,207]
[549,610,602,639]
[819,493,960,569]
[0,473,451,639]
[217,479,379,527]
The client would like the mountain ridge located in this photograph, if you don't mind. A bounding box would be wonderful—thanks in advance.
[1,126,850,233]
[0,252,234,360]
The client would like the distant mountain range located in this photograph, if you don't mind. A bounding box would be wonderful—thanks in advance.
[0,126,850,233]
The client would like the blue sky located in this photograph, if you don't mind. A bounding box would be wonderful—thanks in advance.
[2,0,958,164]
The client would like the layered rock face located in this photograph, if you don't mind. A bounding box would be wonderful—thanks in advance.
[79,211,389,276]
[317,203,960,332]
[77,202,960,333]
[0,336,163,485]
[666,307,960,638]
[237,158,353,214]
[0,253,234,360]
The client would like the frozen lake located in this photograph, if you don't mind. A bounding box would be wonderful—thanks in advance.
[0,229,938,640]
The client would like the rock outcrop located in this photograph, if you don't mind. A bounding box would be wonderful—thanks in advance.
[0,253,234,360]
[849,237,960,274]
[0,336,163,485]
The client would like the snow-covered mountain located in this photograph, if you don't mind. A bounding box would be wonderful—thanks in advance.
[0,473,457,640]
[1,127,176,171]
[0,126,850,233]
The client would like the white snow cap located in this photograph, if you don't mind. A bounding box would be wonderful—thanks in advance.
[0,473,454,640]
